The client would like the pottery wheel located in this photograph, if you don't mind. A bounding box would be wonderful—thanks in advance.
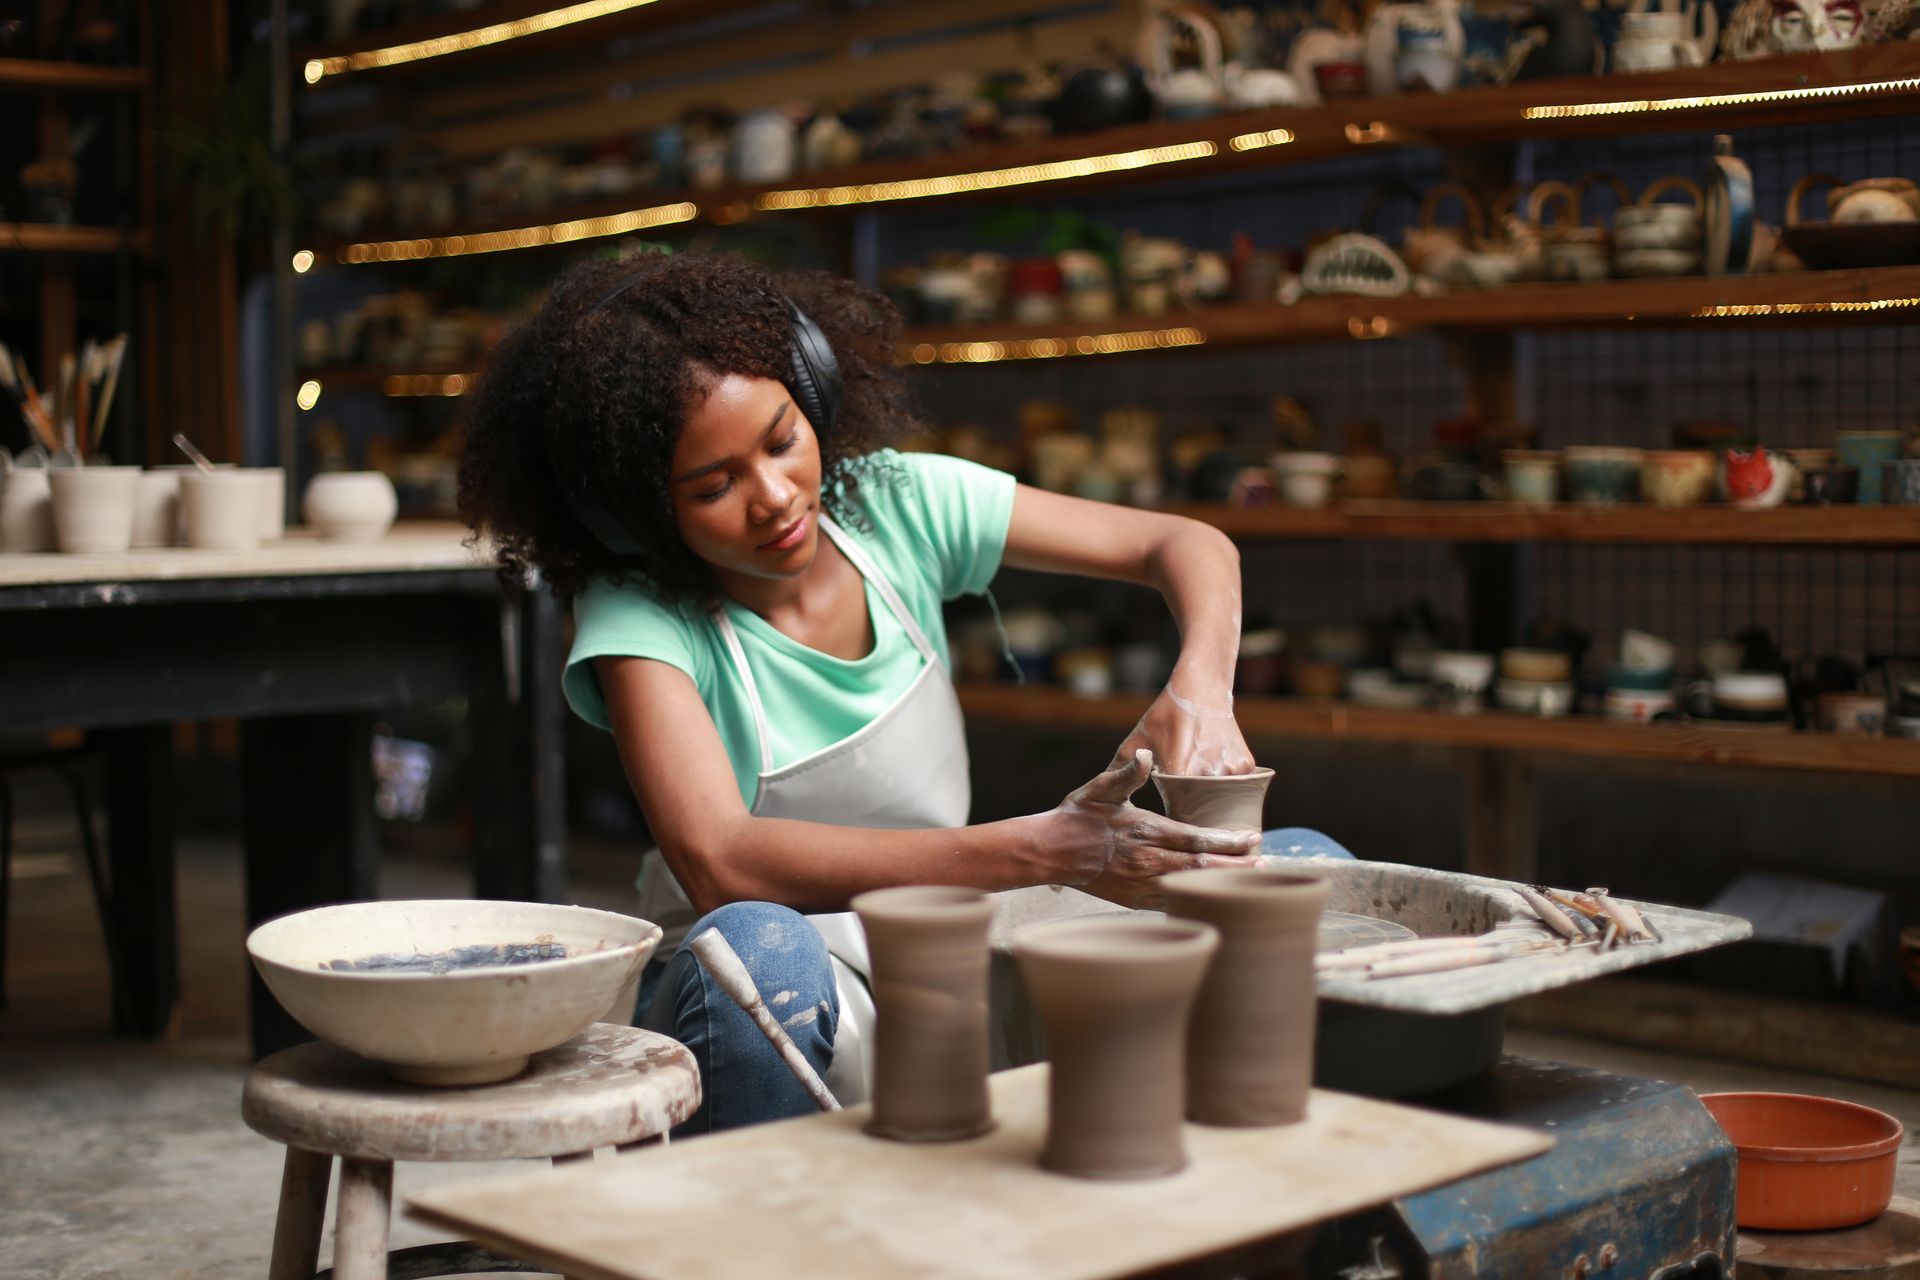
[1737,1198,1920,1277]
[1317,911,1418,953]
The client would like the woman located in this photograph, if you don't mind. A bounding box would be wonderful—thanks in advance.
[460,251,1278,1134]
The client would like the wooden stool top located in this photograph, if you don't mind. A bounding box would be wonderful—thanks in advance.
[1738,1197,1920,1278]
[242,1024,700,1163]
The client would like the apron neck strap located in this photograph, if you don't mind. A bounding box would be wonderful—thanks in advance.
[711,513,938,774]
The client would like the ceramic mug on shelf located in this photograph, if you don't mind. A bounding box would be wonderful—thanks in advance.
[1271,452,1342,509]
[1835,431,1906,506]
[1501,450,1560,505]
[1612,10,1706,71]
[1640,450,1717,507]
[1882,458,1920,506]
[1564,446,1643,504]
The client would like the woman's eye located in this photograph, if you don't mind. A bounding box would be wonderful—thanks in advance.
[770,433,798,455]
[695,480,732,503]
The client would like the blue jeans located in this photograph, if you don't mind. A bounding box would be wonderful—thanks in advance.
[1259,827,1357,860]
[636,901,840,1136]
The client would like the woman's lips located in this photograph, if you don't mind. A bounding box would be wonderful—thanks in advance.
[758,510,810,552]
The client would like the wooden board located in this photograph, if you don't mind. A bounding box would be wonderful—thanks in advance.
[957,685,1920,780]
[0,522,488,586]
[1738,1198,1920,1277]
[0,223,152,255]
[407,1064,1552,1280]
[0,58,147,90]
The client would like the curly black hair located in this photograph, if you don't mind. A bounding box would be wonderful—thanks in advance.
[457,251,916,602]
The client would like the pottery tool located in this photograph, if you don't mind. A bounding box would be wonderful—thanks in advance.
[686,927,840,1113]
[0,345,58,453]
[1587,887,1661,943]
[91,335,126,453]
[1317,933,1515,971]
[172,432,217,475]
[1361,937,1569,979]
[1537,888,1601,942]
[1514,884,1585,941]
[55,350,76,461]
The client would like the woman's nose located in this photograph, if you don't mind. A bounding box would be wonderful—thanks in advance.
[750,465,796,520]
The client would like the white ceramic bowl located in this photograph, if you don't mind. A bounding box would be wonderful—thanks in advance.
[303,471,398,543]
[1430,650,1496,692]
[1713,670,1789,710]
[247,899,662,1085]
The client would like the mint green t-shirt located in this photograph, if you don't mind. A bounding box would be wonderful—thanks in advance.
[564,450,1017,805]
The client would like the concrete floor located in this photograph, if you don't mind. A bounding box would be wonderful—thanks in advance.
[2,795,1916,1280]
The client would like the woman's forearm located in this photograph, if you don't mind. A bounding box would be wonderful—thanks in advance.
[666,811,1066,915]
[1145,518,1242,704]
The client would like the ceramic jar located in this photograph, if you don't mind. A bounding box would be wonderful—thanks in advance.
[852,887,995,1143]
[1404,184,1483,282]
[1162,868,1328,1127]
[1612,10,1705,71]
[1835,432,1906,506]
[1014,916,1220,1179]
[0,465,55,551]
[48,465,141,554]
[181,470,263,550]
[733,107,797,184]
[130,470,181,548]
[1641,450,1717,506]
[1564,446,1644,504]
[303,471,398,542]
[1271,452,1342,509]
[1614,177,1705,278]
[1342,453,1396,500]
[1802,467,1860,504]
[251,466,287,540]
[1882,459,1920,506]
[1431,650,1495,713]
[1816,692,1886,735]
[1502,450,1560,505]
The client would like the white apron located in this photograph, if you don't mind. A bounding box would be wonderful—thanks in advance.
[633,514,972,1104]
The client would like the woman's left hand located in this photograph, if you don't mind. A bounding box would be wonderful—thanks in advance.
[1109,687,1256,777]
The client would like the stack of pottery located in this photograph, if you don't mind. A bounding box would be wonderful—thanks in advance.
[1531,179,1626,283]
[1640,450,1716,506]
[1495,648,1574,716]
[1430,650,1495,714]
[1271,452,1341,509]
[1836,431,1907,506]
[1565,446,1643,504]
[1501,449,1560,505]
[1445,187,1535,290]
[1701,671,1791,728]
[1604,628,1676,722]
[1613,177,1705,278]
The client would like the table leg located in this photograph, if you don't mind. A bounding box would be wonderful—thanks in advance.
[241,713,378,1059]
[332,1157,393,1280]
[267,1146,331,1280]
[1463,750,1537,884]
[101,725,177,1036]
[469,586,567,903]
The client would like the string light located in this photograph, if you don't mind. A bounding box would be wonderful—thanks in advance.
[304,0,665,83]
[1691,296,1920,318]
[336,201,697,263]
[757,142,1218,211]
[1228,128,1295,152]
[383,373,470,397]
[291,249,315,274]
[1525,75,1920,120]
[296,380,322,410]
[908,325,1207,364]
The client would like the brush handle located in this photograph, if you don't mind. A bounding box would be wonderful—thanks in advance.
[687,927,840,1113]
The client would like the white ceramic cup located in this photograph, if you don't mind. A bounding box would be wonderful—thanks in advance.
[1430,650,1496,693]
[0,466,55,551]
[49,466,142,554]
[251,467,287,540]
[181,470,264,550]
[131,470,182,548]
[302,471,398,543]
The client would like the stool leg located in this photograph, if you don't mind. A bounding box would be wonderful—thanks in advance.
[267,1147,332,1280]
[1,777,13,1008]
[332,1158,393,1280]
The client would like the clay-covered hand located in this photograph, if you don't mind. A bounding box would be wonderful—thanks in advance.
[1106,687,1256,777]
[1048,749,1259,909]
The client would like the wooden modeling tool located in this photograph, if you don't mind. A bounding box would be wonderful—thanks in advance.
[687,927,840,1113]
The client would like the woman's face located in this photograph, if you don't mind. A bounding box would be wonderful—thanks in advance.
[669,372,822,584]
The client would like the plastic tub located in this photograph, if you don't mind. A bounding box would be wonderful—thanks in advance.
[1699,1092,1904,1230]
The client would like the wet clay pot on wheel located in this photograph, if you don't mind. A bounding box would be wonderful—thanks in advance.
[1153,767,1274,832]
[852,886,996,1142]
[1014,916,1219,1179]
[1162,868,1330,1127]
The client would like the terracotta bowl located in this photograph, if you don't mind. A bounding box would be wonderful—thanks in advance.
[1700,1091,1904,1230]
[247,899,661,1086]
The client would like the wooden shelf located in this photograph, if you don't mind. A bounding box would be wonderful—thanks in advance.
[902,268,1920,363]
[958,684,1920,779]
[300,364,473,393]
[0,223,151,254]
[0,58,147,91]
[306,45,1920,254]
[1166,500,1920,546]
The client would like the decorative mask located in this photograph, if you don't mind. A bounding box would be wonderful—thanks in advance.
[1771,0,1864,48]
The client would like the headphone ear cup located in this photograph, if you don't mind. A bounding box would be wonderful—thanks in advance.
[786,302,843,431]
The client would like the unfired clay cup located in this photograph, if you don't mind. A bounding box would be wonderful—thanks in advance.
[181,470,263,550]
[1152,766,1274,833]
[48,465,141,554]
[0,467,55,551]
[1014,915,1219,1179]
[130,470,181,548]
[1163,868,1330,1127]
[250,467,287,540]
[852,886,995,1142]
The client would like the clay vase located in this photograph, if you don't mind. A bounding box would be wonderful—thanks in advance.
[1014,915,1219,1179]
[1152,767,1274,832]
[851,886,995,1142]
[1162,868,1330,1127]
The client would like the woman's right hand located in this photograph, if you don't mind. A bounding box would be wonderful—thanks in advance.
[1045,749,1261,909]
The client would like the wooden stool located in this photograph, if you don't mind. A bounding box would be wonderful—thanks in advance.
[243,1023,701,1280]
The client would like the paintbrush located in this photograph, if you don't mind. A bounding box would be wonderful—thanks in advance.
[16,361,57,451]
[0,345,54,451]
[92,335,126,453]
[56,351,76,457]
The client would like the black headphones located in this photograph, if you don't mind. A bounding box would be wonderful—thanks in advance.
[546,272,844,559]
